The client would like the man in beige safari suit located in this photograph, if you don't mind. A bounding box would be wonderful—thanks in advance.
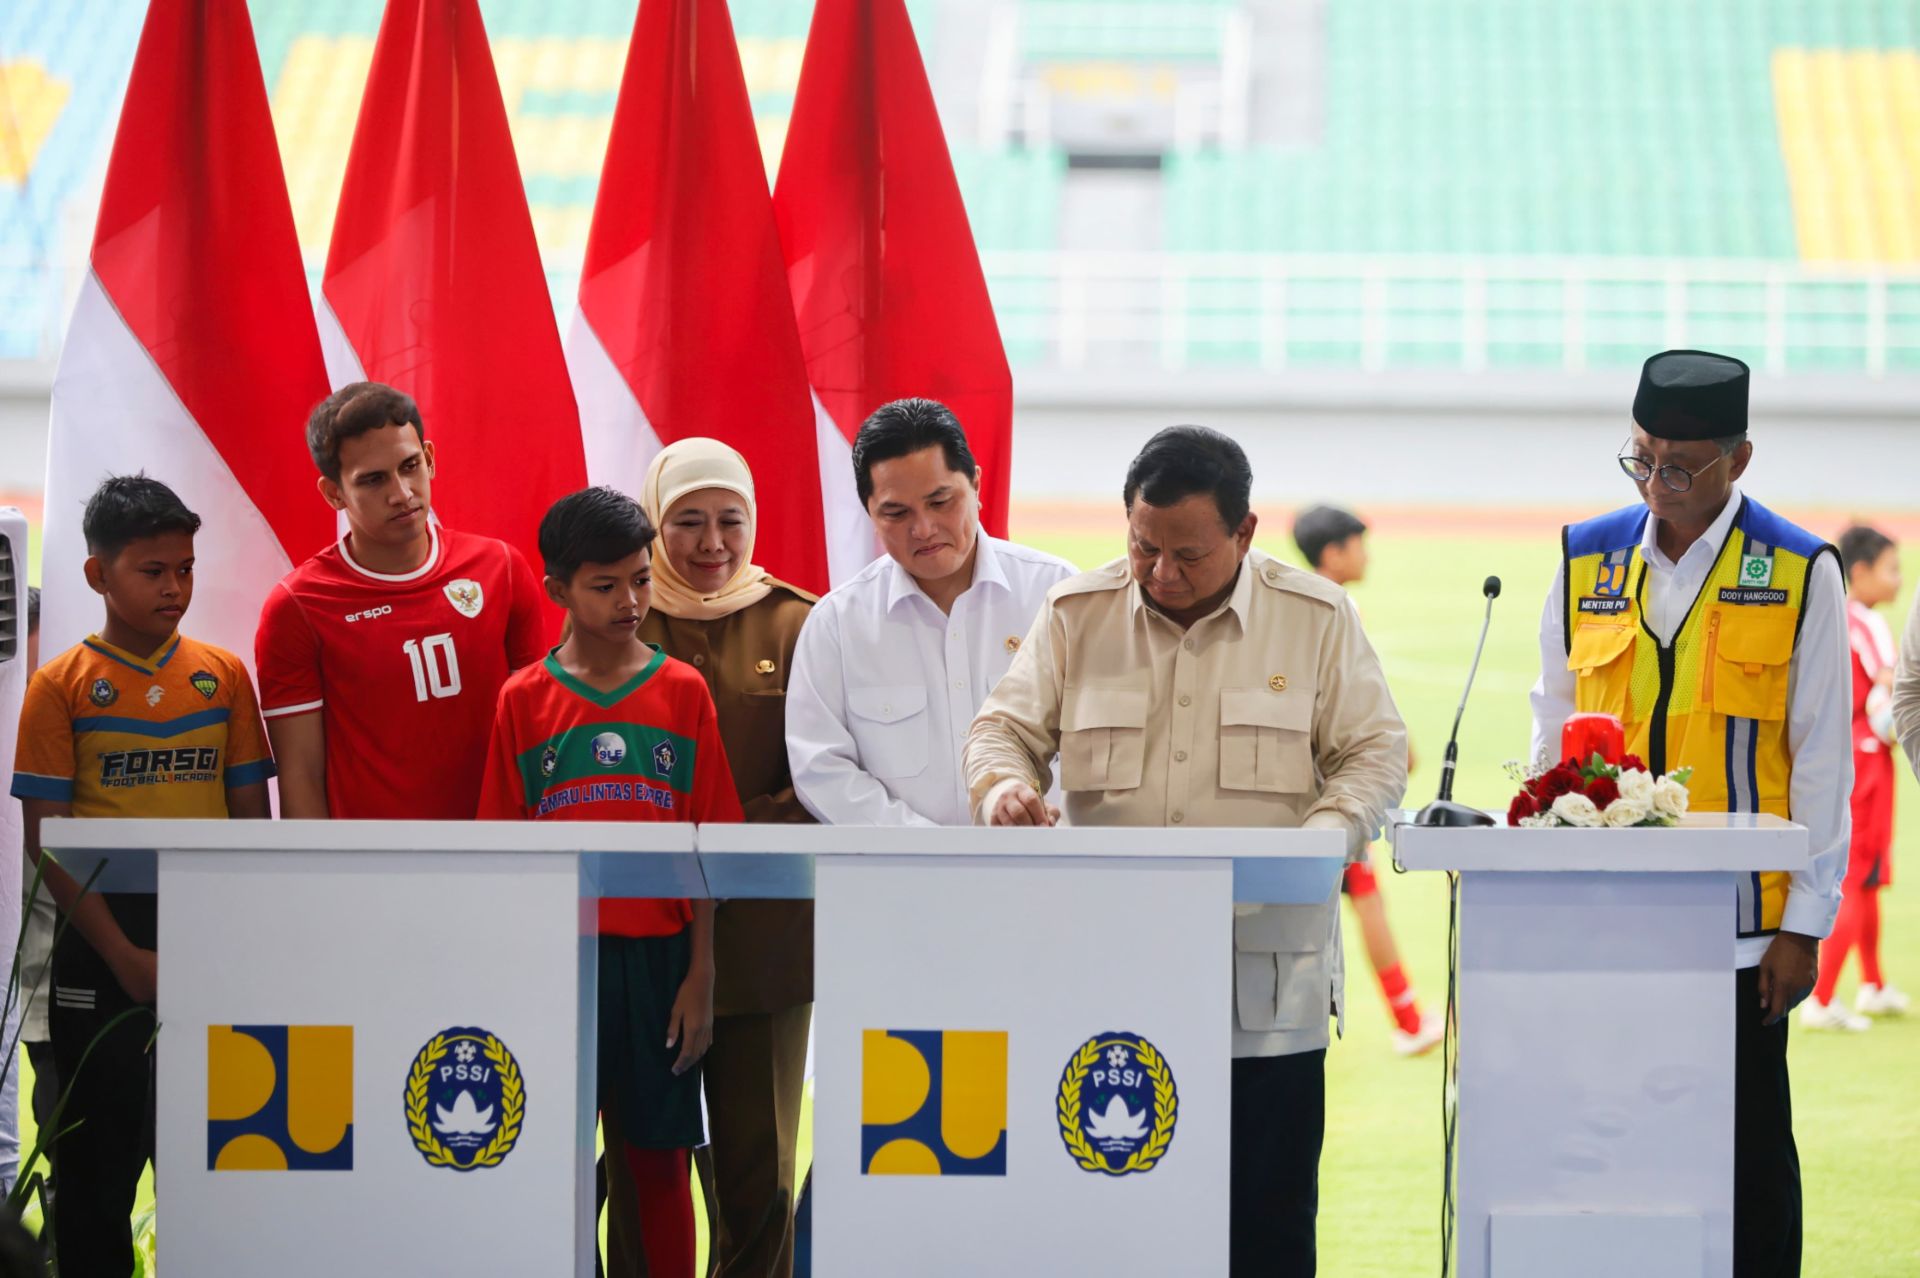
[964,425,1407,1277]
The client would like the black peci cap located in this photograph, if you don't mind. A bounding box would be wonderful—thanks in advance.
[1631,349,1749,441]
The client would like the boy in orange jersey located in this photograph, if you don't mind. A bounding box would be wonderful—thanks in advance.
[11,475,272,1275]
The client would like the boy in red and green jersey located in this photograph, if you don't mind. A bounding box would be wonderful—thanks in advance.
[478,642,741,932]
[476,486,738,1278]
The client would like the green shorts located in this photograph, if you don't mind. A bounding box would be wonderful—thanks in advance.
[598,931,705,1150]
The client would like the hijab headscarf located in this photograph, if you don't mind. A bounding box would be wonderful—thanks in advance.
[640,437,773,621]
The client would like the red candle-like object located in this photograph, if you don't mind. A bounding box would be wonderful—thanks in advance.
[1562,713,1625,768]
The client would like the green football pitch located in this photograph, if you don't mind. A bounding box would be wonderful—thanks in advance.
[11,517,1919,1275]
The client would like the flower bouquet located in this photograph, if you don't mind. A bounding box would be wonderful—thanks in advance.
[1505,753,1692,829]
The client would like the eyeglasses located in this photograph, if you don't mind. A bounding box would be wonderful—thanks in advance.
[1617,443,1728,493]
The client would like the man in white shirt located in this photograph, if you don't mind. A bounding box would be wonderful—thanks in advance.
[1529,350,1848,1278]
[788,397,1075,828]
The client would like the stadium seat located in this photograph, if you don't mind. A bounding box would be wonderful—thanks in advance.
[3,0,1919,370]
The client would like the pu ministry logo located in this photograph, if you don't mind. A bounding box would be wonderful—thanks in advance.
[860,1029,1007,1176]
[405,1027,525,1171]
[1056,1031,1178,1175]
[207,1025,353,1171]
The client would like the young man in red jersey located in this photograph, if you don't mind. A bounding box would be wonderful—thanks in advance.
[1805,524,1907,1030]
[255,384,548,818]
[478,487,739,1278]
[1293,505,1441,1056]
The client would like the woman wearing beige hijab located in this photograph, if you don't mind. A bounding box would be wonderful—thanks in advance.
[637,438,815,1278]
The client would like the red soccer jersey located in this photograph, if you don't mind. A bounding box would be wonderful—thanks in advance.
[1847,599,1897,867]
[477,645,743,936]
[255,523,548,819]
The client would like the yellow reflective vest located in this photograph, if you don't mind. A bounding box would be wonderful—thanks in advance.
[1562,496,1838,936]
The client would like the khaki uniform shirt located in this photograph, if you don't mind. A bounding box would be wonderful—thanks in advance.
[640,579,817,1015]
[963,548,1408,1057]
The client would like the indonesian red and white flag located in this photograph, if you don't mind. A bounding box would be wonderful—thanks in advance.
[42,0,333,662]
[321,0,585,577]
[775,0,1015,540]
[566,0,834,592]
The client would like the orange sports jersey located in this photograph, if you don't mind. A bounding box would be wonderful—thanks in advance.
[11,632,275,816]
[477,646,743,936]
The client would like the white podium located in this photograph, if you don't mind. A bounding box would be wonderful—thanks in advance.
[42,818,1345,1276]
[1391,813,1809,1278]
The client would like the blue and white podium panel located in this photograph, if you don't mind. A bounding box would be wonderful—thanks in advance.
[1393,814,1809,1278]
[705,825,1343,1276]
[45,821,701,1278]
[44,819,1344,1276]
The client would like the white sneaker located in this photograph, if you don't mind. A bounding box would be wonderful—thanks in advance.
[1799,998,1872,1031]
[1855,983,1910,1016]
[1392,1008,1445,1056]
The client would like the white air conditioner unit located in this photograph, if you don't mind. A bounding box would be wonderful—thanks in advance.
[0,507,28,1191]
[0,507,27,898]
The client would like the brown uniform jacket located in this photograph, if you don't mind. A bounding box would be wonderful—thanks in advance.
[639,578,818,1014]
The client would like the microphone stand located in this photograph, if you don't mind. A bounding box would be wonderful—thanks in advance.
[1415,577,1501,828]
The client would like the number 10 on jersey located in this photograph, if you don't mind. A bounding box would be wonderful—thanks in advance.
[403,634,462,701]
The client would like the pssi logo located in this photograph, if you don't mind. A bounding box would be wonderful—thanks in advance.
[860,1029,1007,1176]
[405,1027,525,1172]
[207,1025,354,1170]
[344,605,394,623]
[1056,1032,1178,1176]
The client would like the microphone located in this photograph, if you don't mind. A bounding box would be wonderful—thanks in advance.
[1414,575,1502,828]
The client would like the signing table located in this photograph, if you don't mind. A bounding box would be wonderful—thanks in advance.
[43,818,1344,1276]
[1391,812,1808,1278]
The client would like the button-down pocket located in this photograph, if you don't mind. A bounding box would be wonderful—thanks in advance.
[1707,606,1796,722]
[1219,686,1313,793]
[1566,619,1637,719]
[1233,905,1332,1033]
[846,685,929,779]
[736,686,788,740]
[1060,683,1149,791]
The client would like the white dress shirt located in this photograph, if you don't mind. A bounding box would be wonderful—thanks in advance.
[1527,486,1851,968]
[788,533,1077,827]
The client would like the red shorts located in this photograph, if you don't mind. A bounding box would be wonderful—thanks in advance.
[1848,745,1895,890]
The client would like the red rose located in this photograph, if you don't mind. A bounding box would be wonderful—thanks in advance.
[1585,775,1621,808]
[1619,754,1647,773]
[1508,791,1539,826]
[1535,766,1579,801]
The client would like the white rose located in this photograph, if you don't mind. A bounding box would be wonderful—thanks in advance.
[1551,792,1602,827]
[1615,768,1655,807]
[1603,798,1651,827]
[1653,776,1690,819]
